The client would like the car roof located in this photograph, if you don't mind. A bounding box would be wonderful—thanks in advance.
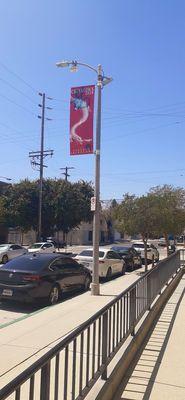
[111,245,133,250]
[0,253,73,271]
[80,247,105,251]
[31,242,52,246]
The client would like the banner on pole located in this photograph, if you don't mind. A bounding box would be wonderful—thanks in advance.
[70,85,95,155]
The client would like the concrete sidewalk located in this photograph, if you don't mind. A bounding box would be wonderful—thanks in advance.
[113,276,185,400]
[0,270,140,390]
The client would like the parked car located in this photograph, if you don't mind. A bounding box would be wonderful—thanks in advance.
[111,245,142,271]
[0,253,91,305]
[158,237,166,247]
[158,237,174,247]
[46,237,66,248]
[75,247,125,278]
[132,243,159,263]
[28,242,56,254]
[0,244,27,264]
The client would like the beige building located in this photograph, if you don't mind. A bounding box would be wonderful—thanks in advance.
[8,215,111,246]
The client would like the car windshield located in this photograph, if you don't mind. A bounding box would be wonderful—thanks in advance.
[78,250,105,258]
[0,245,9,251]
[29,243,42,249]
[134,243,144,248]
[112,247,129,255]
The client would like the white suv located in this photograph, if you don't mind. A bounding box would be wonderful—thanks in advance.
[132,243,159,263]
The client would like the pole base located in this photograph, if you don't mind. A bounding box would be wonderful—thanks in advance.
[91,282,100,296]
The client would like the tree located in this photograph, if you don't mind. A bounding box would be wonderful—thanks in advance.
[114,193,157,271]
[3,179,94,242]
[102,199,118,243]
[0,196,6,224]
[4,180,39,236]
[52,180,93,240]
[149,185,185,255]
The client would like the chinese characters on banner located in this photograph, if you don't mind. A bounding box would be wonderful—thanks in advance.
[70,85,95,155]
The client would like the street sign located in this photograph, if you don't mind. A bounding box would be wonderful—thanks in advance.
[91,197,96,211]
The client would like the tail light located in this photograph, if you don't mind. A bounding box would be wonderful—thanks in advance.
[22,275,41,282]
[99,260,105,264]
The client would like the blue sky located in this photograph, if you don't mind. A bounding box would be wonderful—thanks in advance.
[0,0,185,200]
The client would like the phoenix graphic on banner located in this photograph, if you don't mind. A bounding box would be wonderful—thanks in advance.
[70,85,95,155]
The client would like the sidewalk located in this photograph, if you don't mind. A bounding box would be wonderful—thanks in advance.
[0,270,140,390]
[113,275,185,400]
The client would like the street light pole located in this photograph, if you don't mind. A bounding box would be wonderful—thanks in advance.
[56,60,112,295]
[91,65,102,295]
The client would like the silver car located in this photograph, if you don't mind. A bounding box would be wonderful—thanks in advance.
[0,244,27,264]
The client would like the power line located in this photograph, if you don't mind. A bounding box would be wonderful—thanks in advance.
[0,77,38,105]
[0,61,37,94]
[0,92,37,117]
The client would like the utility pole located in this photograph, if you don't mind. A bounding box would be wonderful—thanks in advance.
[60,166,74,181]
[29,92,53,241]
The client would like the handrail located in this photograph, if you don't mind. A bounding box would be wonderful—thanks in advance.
[0,250,183,400]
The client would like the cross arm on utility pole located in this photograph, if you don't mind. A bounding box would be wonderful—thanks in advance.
[60,166,74,182]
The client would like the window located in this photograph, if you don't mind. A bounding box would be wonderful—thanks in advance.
[49,258,79,271]
[43,243,53,249]
[88,231,92,242]
[107,251,120,259]
[10,245,19,250]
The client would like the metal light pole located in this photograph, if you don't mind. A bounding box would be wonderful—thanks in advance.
[56,60,112,295]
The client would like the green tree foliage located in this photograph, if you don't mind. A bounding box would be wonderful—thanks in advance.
[3,178,93,238]
[4,180,38,232]
[114,193,156,271]
[0,197,6,224]
[102,199,118,242]
[149,185,185,255]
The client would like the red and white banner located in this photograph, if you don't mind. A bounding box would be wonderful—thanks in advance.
[70,85,95,155]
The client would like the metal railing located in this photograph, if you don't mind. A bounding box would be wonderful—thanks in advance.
[0,250,184,400]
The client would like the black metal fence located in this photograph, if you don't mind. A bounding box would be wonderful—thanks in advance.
[0,250,183,400]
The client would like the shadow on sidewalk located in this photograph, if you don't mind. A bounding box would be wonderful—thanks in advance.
[114,277,185,400]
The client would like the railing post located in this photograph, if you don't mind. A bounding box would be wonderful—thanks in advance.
[40,361,51,400]
[147,274,152,310]
[130,287,136,336]
[177,251,180,272]
[101,311,108,380]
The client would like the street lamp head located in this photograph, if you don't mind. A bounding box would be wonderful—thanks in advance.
[56,60,71,68]
[70,63,78,73]
[102,76,113,86]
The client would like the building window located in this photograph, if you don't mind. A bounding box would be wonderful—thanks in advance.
[88,231,92,242]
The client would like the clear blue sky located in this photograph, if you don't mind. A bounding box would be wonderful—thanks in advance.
[0,0,185,200]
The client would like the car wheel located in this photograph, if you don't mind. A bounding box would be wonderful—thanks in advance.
[2,255,8,264]
[48,285,60,306]
[84,276,91,291]
[106,267,112,279]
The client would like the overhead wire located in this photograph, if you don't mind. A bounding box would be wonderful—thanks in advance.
[0,61,37,94]
[0,77,38,105]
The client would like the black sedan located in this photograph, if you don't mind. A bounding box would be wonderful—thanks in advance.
[0,253,91,305]
[111,246,142,271]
